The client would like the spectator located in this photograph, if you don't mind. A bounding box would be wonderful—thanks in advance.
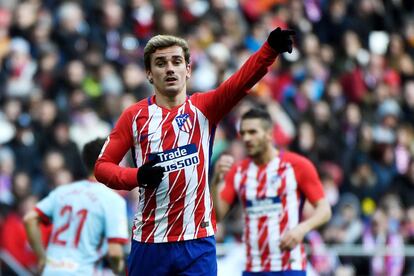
[0,147,15,204]
[358,208,404,276]
[389,159,414,209]
[324,193,363,245]
[4,37,37,98]
[1,195,50,273]
[53,2,89,60]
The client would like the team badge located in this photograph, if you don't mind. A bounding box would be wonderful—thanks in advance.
[175,113,192,132]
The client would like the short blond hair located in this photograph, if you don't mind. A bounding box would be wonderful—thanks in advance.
[144,35,190,70]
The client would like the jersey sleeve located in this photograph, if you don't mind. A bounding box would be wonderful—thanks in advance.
[288,153,325,204]
[219,165,238,205]
[192,42,278,124]
[35,190,57,223]
[94,107,138,190]
[104,194,129,244]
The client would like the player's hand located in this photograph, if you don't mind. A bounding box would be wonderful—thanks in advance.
[279,224,306,251]
[267,27,295,54]
[137,156,165,189]
[214,154,234,181]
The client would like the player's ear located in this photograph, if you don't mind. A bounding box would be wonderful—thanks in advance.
[265,124,273,141]
[186,63,191,80]
[146,71,153,84]
[266,129,273,141]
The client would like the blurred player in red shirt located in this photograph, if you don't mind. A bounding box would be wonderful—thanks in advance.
[213,108,331,276]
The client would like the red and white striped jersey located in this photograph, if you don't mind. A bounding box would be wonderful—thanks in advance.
[220,151,325,272]
[95,42,279,243]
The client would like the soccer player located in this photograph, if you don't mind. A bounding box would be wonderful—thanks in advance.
[94,28,295,275]
[213,108,332,276]
[24,138,129,275]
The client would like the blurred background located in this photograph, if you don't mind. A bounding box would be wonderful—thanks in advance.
[0,0,413,275]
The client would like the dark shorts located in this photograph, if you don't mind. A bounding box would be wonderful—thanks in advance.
[127,236,217,276]
[242,271,306,276]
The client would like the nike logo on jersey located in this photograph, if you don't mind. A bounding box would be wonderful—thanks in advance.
[139,132,155,142]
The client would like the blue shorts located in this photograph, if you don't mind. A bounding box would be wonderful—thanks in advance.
[127,236,217,276]
[242,271,306,276]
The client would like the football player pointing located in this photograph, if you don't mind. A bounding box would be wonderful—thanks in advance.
[95,29,295,275]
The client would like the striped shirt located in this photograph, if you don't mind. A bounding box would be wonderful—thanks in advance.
[220,152,325,272]
[95,42,279,243]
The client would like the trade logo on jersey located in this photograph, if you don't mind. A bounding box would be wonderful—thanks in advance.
[245,196,282,218]
[175,113,192,132]
[149,144,199,172]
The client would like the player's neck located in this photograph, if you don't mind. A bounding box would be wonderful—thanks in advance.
[253,146,278,166]
[154,91,187,109]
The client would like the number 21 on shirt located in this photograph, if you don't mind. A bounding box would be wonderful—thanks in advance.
[51,205,88,248]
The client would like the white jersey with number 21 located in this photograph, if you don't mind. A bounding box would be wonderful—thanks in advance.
[35,180,129,276]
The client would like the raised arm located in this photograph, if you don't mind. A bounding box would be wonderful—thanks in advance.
[194,28,295,124]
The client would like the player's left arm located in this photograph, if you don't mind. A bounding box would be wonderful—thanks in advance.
[193,28,295,124]
[107,242,125,275]
[104,195,129,274]
[280,199,331,251]
[23,210,47,273]
[280,154,331,251]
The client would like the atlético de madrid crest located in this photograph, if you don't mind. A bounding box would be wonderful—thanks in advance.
[175,113,192,132]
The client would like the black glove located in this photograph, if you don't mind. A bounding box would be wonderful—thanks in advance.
[267,27,295,54]
[137,156,165,189]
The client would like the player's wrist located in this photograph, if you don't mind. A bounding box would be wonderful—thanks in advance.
[137,158,165,189]
[297,221,311,235]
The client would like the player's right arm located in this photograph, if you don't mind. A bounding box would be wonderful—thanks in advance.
[94,107,139,190]
[211,154,237,221]
[23,210,47,273]
[24,191,56,273]
[95,106,164,190]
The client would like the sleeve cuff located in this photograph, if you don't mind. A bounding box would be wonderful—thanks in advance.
[263,41,279,56]
[108,237,129,244]
[34,207,52,225]
[125,168,139,190]
[219,187,234,205]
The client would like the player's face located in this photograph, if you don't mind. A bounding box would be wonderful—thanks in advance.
[240,118,272,158]
[147,46,191,97]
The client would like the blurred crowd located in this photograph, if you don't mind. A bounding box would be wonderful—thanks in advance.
[0,0,413,275]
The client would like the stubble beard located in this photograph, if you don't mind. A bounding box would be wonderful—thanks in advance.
[247,142,267,160]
